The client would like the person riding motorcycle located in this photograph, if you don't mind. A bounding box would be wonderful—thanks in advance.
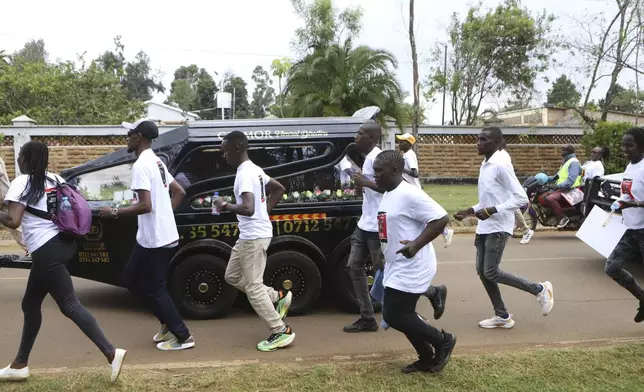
[537,145,583,228]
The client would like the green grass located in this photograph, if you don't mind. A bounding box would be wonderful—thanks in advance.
[5,344,644,392]
[424,184,478,215]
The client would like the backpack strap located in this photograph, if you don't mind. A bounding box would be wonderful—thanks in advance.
[24,174,60,221]
[25,205,54,221]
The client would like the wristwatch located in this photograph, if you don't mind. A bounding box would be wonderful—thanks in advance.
[110,208,118,218]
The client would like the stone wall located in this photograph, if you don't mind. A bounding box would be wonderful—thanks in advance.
[0,133,586,181]
[417,144,585,178]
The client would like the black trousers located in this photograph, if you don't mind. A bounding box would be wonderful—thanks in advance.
[382,287,443,361]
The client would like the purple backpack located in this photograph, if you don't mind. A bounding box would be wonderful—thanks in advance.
[26,176,92,236]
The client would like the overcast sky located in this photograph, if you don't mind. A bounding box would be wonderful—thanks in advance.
[1,0,630,124]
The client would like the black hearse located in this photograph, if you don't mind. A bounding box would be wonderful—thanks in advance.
[2,107,384,319]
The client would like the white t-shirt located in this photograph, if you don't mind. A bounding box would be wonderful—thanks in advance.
[620,159,644,230]
[402,150,422,188]
[131,149,179,248]
[357,147,383,233]
[582,160,605,181]
[234,160,274,240]
[5,173,64,253]
[378,181,447,294]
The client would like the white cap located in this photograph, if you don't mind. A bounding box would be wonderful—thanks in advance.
[121,118,150,130]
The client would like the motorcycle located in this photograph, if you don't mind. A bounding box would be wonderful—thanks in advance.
[513,175,585,237]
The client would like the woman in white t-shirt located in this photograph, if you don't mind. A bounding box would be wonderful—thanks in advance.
[605,128,644,323]
[581,146,609,181]
[0,142,125,382]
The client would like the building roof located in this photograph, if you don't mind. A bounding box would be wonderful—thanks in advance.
[144,100,201,120]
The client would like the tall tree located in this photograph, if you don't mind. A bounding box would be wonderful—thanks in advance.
[96,36,164,101]
[12,39,47,63]
[599,83,644,113]
[290,0,363,54]
[408,0,420,134]
[250,66,275,118]
[122,51,165,101]
[166,65,218,119]
[0,60,144,125]
[286,39,404,122]
[222,73,250,119]
[546,75,581,106]
[425,0,555,125]
[271,58,292,117]
[568,0,642,127]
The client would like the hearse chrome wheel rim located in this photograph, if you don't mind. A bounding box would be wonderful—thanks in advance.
[269,266,304,298]
[186,269,222,305]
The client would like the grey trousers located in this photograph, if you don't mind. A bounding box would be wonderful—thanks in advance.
[605,229,644,301]
[475,233,542,317]
[347,227,383,321]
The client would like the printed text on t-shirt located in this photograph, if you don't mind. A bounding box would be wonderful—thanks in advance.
[377,211,388,242]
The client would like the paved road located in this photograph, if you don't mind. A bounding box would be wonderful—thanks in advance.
[1,232,643,369]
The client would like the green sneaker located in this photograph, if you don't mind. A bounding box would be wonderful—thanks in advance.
[257,326,295,352]
[275,291,293,320]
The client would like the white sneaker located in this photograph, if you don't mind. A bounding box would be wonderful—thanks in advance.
[153,324,172,343]
[537,281,554,316]
[479,315,515,329]
[520,229,534,245]
[156,335,196,351]
[443,229,454,248]
[0,364,29,381]
[110,348,127,383]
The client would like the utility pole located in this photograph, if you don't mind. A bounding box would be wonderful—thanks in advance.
[442,43,447,126]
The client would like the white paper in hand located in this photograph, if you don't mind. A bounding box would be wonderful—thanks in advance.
[576,205,627,258]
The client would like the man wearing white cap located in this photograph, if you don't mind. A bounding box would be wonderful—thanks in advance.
[396,133,455,248]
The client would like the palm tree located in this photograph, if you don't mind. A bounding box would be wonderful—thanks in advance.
[285,39,404,122]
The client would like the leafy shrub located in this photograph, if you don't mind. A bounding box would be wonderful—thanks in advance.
[581,121,634,174]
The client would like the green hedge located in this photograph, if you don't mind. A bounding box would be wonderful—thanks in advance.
[581,121,634,174]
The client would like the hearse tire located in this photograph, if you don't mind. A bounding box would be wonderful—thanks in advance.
[168,253,238,320]
[334,255,382,314]
[264,250,322,316]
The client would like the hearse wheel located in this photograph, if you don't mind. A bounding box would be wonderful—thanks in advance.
[334,254,382,314]
[264,250,322,316]
[168,253,238,320]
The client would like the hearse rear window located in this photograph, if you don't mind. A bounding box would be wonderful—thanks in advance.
[175,143,332,186]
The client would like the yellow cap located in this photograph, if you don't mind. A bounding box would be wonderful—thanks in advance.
[395,133,416,145]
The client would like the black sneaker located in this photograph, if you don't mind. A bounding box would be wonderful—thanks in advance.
[343,318,379,333]
[635,302,644,323]
[429,285,447,320]
[431,331,457,373]
[402,359,436,374]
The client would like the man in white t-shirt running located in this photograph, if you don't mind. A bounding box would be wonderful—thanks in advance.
[374,150,456,374]
[213,131,294,352]
[455,127,554,329]
[496,139,534,245]
[395,133,454,248]
[99,119,195,351]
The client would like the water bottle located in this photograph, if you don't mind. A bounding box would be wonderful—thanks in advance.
[211,192,220,216]
[60,196,72,212]
[611,200,622,211]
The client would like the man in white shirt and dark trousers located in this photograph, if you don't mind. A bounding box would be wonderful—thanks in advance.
[374,150,456,374]
[99,119,195,351]
[343,121,386,332]
[455,127,554,329]
[497,139,534,245]
[213,131,294,352]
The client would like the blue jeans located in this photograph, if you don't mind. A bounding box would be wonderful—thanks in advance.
[123,243,190,341]
[370,269,388,329]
